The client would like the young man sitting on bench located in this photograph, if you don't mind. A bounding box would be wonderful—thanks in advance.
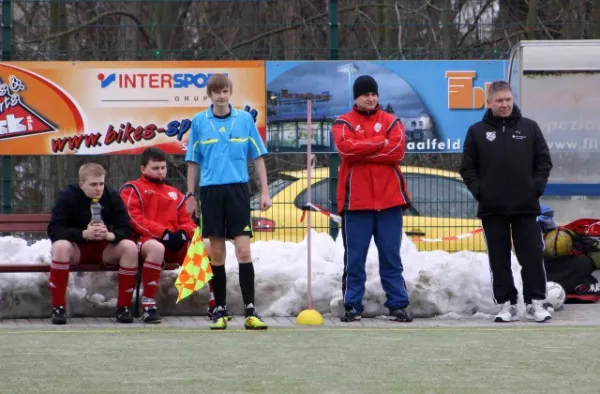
[120,147,196,324]
[47,163,139,325]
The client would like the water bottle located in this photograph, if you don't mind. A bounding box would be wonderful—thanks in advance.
[90,199,103,223]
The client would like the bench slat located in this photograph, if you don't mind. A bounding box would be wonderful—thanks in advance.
[0,264,116,273]
[0,262,181,273]
[0,213,183,273]
[163,263,181,271]
[0,214,51,232]
[0,214,51,223]
[0,223,49,232]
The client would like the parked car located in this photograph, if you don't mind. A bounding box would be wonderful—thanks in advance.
[250,166,486,252]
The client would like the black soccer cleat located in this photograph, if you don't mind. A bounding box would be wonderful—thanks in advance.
[340,307,362,322]
[141,307,162,324]
[389,307,413,322]
[51,306,67,325]
[207,305,233,321]
[116,307,134,324]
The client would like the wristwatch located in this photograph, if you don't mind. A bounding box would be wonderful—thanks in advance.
[185,191,195,199]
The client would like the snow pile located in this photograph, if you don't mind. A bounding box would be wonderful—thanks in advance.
[0,232,526,319]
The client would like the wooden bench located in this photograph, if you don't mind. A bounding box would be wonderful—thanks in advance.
[0,213,181,317]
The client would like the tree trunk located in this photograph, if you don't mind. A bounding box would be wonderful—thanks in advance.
[593,0,600,38]
[283,0,301,60]
[376,0,397,59]
[120,2,140,60]
[441,4,451,59]
[525,0,539,39]
[50,0,69,59]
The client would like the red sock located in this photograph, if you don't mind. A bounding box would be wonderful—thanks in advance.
[141,261,162,309]
[49,260,70,308]
[117,266,138,308]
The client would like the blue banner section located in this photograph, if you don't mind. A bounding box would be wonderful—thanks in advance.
[266,60,507,153]
[544,184,600,197]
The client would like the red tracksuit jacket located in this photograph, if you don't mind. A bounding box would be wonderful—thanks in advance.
[119,176,196,243]
[332,105,411,213]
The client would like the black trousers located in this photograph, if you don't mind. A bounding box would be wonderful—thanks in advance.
[482,214,546,305]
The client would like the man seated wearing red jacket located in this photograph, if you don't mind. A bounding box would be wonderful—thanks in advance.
[120,147,196,323]
[332,75,413,323]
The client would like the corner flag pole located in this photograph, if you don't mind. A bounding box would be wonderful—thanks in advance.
[306,99,313,309]
[296,99,322,326]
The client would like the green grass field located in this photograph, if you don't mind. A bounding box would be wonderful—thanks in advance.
[1,326,598,394]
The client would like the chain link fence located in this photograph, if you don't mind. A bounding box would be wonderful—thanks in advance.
[2,0,599,249]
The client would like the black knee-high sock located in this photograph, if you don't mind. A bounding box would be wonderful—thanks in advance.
[239,262,255,315]
[211,264,227,307]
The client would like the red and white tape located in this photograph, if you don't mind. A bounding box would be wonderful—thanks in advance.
[410,228,483,243]
[299,202,342,224]
[301,203,483,243]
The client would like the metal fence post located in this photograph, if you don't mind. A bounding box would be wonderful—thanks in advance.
[2,157,10,214]
[328,0,340,240]
[2,0,13,214]
[329,0,339,60]
[1,0,11,61]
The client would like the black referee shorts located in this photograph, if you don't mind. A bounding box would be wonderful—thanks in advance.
[199,182,253,239]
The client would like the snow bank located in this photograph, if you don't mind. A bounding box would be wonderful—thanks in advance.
[0,232,525,319]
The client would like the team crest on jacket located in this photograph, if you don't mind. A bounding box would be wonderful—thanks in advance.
[374,123,382,132]
[168,192,178,200]
[486,131,496,141]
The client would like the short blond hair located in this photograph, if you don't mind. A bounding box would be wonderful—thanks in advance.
[78,163,106,183]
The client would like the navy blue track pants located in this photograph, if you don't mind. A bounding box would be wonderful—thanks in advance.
[341,206,409,313]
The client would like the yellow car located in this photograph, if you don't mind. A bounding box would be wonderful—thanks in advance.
[250,166,486,252]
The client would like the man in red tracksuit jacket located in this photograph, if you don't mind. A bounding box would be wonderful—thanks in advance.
[120,147,196,324]
[332,74,413,323]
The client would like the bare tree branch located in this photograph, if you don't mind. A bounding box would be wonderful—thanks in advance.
[18,10,155,49]
[466,30,524,50]
[301,17,322,51]
[450,0,470,22]
[394,2,405,60]
[456,0,496,48]
[200,13,239,60]
[224,3,405,54]
[357,9,382,59]
[536,15,555,39]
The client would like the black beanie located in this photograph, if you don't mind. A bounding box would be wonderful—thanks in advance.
[353,75,378,99]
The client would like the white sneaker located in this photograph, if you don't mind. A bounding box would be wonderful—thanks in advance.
[525,300,552,323]
[494,302,519,322]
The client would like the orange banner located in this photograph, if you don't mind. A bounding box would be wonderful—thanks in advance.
[0,61,265,155]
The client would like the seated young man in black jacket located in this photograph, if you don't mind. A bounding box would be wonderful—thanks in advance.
[47,163,139,325]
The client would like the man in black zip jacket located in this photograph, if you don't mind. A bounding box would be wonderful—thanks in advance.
[47,163,139,325]
[460,80,553,323]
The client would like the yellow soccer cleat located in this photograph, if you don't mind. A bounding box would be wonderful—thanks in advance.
[209,306,229,330]
[209,316,228,330]
[244,314,268,330]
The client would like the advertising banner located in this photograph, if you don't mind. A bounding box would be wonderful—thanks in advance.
[266,60,506,153]
[0,61,266,155]
[520,71,600,184]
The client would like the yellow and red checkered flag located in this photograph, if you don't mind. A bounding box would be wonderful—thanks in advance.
[175,227,213,303]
